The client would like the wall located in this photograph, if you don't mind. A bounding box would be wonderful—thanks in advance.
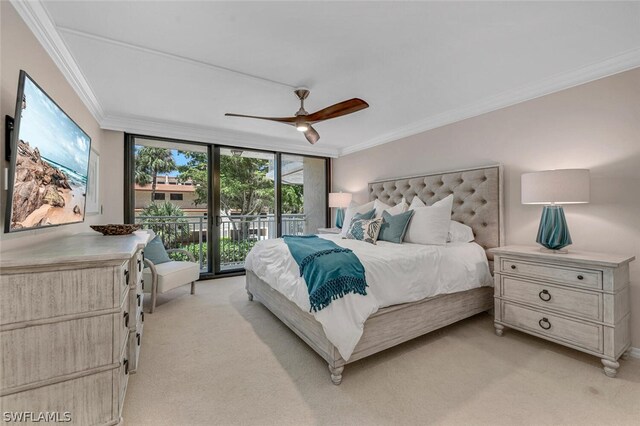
[333,68,640,347]
[302,156,327,234]
[0,2,124,251]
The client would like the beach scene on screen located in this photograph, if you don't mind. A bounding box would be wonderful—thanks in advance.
[10,75,91,230]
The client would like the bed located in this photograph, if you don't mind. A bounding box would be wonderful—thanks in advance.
[245,165,504,384]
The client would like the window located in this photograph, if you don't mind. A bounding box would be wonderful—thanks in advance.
[126,134,329,278]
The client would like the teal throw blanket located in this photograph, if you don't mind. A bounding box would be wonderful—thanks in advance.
[283,235,367,312]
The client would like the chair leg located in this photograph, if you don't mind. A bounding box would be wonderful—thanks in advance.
[190,281,195,295]
[150,275,158,314]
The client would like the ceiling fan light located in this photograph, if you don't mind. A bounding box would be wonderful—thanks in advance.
[296,124,309,132]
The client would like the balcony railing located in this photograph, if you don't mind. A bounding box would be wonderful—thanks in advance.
[135,214,306,271]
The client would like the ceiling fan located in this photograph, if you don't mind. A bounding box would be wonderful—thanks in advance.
[225,89,369,145]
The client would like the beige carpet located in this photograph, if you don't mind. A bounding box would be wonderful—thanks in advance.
[123,276,640,426]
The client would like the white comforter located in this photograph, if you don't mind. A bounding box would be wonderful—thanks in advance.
[244,235,492,361]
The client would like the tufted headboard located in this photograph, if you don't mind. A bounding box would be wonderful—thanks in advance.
[368,165,504,261]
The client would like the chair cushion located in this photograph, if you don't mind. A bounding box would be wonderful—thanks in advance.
[143,261,200,294]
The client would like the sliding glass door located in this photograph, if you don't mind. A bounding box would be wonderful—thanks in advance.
[125,134,329,278]
[131,138,209,272]
[215,148,276,273]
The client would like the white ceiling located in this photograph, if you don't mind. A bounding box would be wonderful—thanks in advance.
[15,1,640,157]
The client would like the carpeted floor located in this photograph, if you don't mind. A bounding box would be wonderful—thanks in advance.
[123,276,640,426]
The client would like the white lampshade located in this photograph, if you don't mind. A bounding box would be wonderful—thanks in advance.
[521,169,590,205]
[328,192,352,208]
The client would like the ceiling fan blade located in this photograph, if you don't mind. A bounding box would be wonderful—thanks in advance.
[306,98,369,123]
[304,126,320,145]
[225,113,297,124]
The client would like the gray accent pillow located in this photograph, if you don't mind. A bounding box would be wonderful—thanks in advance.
[145,235,171,265]
[378,210,415,243]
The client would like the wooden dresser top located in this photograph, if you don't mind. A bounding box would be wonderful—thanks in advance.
[0,231,152,270]
[489,245,635,268]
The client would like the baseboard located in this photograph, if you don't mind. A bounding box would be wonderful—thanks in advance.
[629,347,640,359]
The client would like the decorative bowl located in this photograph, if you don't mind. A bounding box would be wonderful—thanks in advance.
[90,224,142,236]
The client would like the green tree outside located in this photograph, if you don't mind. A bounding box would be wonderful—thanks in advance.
[135,147,176,203]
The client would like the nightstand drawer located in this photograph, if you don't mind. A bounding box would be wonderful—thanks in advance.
[501,302,603,353]
[500,258,602,290]
[500,276,602,321]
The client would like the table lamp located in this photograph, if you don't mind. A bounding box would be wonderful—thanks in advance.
[521,169,590,253]
[329,192,353,228]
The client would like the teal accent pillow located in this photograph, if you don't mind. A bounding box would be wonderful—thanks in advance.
[352,208,375,222]
[145,236,171,265]
[378,210,415,243]
[345,208,376,233]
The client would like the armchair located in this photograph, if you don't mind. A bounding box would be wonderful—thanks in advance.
[143,248,200,313]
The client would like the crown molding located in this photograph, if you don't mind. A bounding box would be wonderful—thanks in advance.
[340,49,640,156]
[10,0,105,122]
[56,26,296,90]
[101,114,340,158]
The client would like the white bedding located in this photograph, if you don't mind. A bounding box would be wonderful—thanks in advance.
[244,235,492,361]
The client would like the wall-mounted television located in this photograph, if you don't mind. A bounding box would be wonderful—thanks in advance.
[5,70,92,233]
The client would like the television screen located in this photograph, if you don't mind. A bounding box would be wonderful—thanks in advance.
[5,71,92,232]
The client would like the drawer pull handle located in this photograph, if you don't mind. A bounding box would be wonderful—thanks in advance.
[510,264,517,270]
[124,270,130,285]
[123,312,129,328]
[538,290,551,302]
[137,294,141,307]
[577,275,584,280]
[141,279,145,290]
[138,259,142,272]
[136,332,141,346]
[123,358,129,375]
[538,318,551,330]
[141,312,144,323]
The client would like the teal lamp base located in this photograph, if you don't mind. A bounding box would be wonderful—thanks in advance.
[335,208,345,229]
[536,205,572,253]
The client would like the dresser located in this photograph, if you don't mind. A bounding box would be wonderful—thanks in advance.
[0,231,150,425]
[490,245,634,377]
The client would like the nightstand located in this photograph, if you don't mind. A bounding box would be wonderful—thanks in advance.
[317,227,341,235]
[489,245,635,377]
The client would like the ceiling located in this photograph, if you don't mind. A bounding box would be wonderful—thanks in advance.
[14,1,640,157]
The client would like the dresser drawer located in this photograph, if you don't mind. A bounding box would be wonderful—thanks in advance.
[121,262,131,303]
[0,314,115,390]
[1,370,114,425]
[499,276,602,321]
[501,302,603,353]
[128,321,144,374]
[128,285,144,330]
[119,291,131,354]
[118,340,130,415]
[500,258,602,290]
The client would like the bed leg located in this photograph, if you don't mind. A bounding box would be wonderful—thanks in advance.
[247,290,254,301]
[494,323,504,336]
[328,365,344,385]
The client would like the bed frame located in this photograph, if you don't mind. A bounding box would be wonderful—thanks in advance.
[246,165,504,384]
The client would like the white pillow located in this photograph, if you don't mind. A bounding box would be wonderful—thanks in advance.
[448,221,475,243]
[374,198,408,217]
[409,196,426,210]
[340,201,375,237]
[404,195,453,245]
